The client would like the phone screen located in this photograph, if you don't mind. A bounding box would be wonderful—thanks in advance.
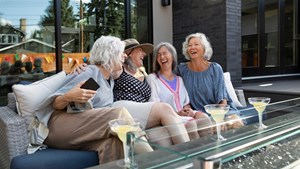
[80,77,100,91]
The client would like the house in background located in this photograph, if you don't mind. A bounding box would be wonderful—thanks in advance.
[39,26,80,53]
[0,18,26,49]
[0,39,70,54]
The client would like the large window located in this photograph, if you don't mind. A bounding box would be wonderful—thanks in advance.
[242,0,299,77]
[265,0,279,67]
[242,0,258,68]
[0,0,153,106]
[0,0,54,106]
[284,0,296,66]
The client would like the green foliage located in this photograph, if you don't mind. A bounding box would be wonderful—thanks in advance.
[85,0,125,39]
[40,0,77,27]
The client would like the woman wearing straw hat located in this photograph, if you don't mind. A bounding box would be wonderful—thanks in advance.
[75,38,191,146]
[112,38,191,146]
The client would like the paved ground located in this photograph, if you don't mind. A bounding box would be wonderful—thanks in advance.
[239,79,300,96]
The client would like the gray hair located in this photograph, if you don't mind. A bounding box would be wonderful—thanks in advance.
[182,32,213,61]
[89,35,125,72]
[124,54,138,72]
[153,42,178,72]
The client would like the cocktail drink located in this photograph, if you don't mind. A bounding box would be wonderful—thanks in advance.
[109,119,140,168]
[248,97,271,129]
[204,104,229,141]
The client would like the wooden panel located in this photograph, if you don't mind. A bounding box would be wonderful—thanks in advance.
[0,53,89,74]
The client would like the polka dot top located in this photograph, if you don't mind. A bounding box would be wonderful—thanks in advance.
[113,69,151,102]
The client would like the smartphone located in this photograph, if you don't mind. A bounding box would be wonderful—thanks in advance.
[80,77,100,91]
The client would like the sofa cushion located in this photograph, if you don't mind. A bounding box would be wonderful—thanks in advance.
[12,71,66,126]
[224,72,244,108]
[10,148,98,169]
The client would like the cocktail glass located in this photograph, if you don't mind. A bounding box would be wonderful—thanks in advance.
[204,104,229,141]
[248,97,271,129]
[109,119,140,168]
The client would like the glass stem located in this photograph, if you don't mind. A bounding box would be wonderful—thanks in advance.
[123,142,130,164]
[258,112,263,128]
[216,123,221,140]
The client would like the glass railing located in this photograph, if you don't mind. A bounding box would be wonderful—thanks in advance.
[88,97,300,169]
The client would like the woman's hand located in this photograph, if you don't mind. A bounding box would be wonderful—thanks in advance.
[53,81,97,110]
[71,63,88,74]
[178,107,194,117]
[225,114,244,129]
[64,81,97,103]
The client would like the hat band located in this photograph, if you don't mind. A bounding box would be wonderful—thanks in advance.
[125,43,139,50]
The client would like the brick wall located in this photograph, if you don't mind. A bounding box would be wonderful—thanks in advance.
[172,0,242,86]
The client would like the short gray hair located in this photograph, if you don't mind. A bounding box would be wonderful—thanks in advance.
[89,35,125,72]
[182,33,213,61]
[153,42,178,72]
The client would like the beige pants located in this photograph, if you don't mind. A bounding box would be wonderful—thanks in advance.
[45,107,133,164]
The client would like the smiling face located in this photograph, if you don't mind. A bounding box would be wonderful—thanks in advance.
[127,47,146,67]
[187,37,205,60]
[157,46,173,71]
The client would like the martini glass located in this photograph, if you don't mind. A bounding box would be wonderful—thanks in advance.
[109,119,140,168]
[204,104,229,141]
[248,97,271,129]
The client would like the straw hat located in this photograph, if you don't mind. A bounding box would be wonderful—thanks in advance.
[123,38,154,55]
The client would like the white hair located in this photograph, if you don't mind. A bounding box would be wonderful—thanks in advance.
[89,35,125,72]
[182,32,213,61]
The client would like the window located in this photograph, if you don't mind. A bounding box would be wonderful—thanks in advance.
[242,0,299,77]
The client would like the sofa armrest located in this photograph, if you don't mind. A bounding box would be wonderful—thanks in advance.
[0,106,28,169]
[235,89,247,107]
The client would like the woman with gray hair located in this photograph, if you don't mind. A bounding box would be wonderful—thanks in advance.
[177,32,244,129]
[44,35,153,164]
[146,42,213,141]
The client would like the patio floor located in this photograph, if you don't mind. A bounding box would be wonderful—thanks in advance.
[239,79,300,102]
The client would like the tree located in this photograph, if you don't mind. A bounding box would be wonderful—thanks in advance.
[85,0,125,39]
[40,0,77,27]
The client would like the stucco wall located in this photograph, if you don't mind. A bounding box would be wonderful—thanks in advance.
[152,0,173,46]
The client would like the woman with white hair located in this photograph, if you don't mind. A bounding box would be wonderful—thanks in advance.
[44,35,153,164]
[74,38,191,146]
[177,32,244,129]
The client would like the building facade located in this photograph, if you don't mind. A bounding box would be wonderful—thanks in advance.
[153,0,299,86]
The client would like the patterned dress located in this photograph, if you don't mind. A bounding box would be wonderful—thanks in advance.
[112,68,154,129]
[113,69,151,102]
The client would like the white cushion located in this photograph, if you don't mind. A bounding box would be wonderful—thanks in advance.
[223,72,243,108]
[12,71,66,125]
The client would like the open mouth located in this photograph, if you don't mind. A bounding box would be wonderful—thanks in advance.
[190,51,197,55]
[161,60,168,64]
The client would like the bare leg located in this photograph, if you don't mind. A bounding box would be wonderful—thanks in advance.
[146,126,173,148]
[146,103,190,144]
[194,112,213,137]
[134,136,154,154]
[184,120,200,140]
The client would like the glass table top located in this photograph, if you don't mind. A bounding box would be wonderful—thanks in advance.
[88,97,300,169]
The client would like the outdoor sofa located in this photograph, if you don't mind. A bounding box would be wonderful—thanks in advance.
[0,72,255,169]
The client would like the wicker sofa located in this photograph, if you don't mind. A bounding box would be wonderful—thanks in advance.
[0,93,98,169]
